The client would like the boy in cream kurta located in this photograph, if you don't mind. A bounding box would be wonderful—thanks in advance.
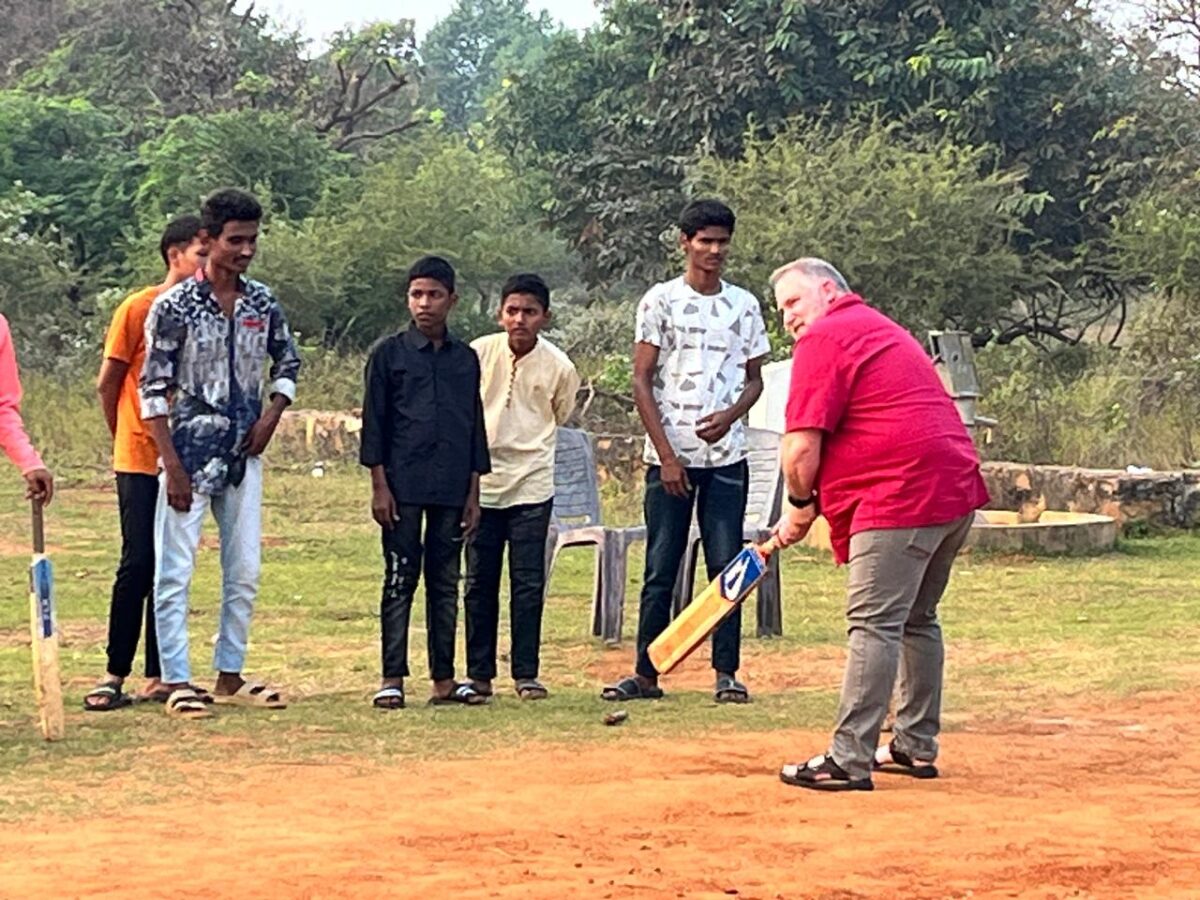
[465,274,580,700]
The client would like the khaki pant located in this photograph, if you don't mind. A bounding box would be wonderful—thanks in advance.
[830,514,974,779]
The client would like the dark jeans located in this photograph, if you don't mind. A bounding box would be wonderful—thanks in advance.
[636,460,748,679]
[463,499,554,682]
[380,504,463,681]
[106,472,160,679]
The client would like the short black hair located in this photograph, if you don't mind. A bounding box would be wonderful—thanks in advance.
[201,188,262,239]
[407,255,456,293]
[679,199,736,238]
[159,214,203,265]
[500,273,550,310]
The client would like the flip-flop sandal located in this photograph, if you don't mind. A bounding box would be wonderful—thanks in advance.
[780,753,874,792]
[714,674,751,704]
[372,686,406,710]
[600,676,663,702]
[212,682,287,709]
[515,679,549,701]
[874,740,938,779]
[165,688,214,720]
[141,683,215,705]
[428,683,488,706]
[83,682,133,712]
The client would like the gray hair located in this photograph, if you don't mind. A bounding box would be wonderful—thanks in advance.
[769,257,850,292]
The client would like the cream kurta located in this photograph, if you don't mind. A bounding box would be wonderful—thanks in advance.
[472,332,581,508]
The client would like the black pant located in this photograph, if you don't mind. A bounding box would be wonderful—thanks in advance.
[380,504,463,681]
[636,461,748,679]
[106,472,160,679]
[463,499,553,681]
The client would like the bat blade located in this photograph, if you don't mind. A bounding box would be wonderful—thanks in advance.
[648,541,774,675]
[30,546,65,742]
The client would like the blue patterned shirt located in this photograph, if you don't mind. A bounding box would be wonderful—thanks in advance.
[139,272,301,495]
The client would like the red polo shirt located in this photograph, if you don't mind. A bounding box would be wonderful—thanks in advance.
[785,294,989,564]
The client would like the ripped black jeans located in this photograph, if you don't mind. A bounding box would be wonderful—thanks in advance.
[379,504,463,681]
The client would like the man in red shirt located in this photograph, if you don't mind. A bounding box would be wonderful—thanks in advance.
[769,258,988,792]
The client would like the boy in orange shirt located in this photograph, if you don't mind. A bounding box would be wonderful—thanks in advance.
[84,216,207,711]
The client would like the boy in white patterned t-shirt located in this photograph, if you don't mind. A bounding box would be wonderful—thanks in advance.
[602,199,771,704]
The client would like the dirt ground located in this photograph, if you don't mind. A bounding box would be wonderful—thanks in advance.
[1,692,1199,899]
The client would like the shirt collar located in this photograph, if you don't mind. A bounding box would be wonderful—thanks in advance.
[404,322,457,350]
[194,267,248,296]
[828,293,864,314]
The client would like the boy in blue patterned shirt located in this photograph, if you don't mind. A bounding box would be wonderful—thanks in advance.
[141,188,301,719]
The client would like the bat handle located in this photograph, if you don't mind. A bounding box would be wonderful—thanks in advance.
[32,498,44,554]
[758,535,782,558]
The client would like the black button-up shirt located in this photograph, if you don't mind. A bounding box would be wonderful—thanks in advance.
[360,324,491,508]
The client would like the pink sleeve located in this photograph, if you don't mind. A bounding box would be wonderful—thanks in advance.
[785,333,852,434]
[0,315,46,473]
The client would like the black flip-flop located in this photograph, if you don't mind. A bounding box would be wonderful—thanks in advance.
[83,682,133,712]
[372,686,406,710]
[428,683,488,706]
[515,679,549,701]
[714,674,751,704]
[600,676,663,702]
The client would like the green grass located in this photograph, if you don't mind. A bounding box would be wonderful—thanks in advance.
[1,470,1198,821]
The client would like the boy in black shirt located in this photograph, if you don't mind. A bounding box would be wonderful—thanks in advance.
[360,256,491,709]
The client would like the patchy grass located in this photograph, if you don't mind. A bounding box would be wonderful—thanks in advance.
[0,470,1197,821]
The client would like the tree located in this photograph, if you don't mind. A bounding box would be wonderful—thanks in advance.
[135,110,349,225]
[0,0,70,86]
[498,0,1187,344]
[0,91,138,273]
[255,132,574,347]
[312,22,426,152]
[19,0,311,129]
[421,0,560,131]
[698,120,1033,342]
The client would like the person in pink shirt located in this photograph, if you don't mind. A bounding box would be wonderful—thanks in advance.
[0,314,53,505]
[769,258,987,793]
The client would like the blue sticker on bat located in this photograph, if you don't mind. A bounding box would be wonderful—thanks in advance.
[31,558,54,639]
[720,547,766,601]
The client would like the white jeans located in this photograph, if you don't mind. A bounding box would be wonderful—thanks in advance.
[153,457,263,684]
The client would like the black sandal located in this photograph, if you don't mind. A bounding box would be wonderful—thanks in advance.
[874,740,938,779]
[780,753,874,792]
[83,682,132,712]
[515,679,549,701]
[600,676,663,702]
[714,673,751,704]
[428,683,488,706]
[372,686,406,709]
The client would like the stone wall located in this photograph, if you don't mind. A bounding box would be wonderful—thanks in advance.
[980,462,1200,530]
[274,412,1199,529]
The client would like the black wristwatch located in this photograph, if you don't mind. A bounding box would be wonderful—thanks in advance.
[787,492,817,510]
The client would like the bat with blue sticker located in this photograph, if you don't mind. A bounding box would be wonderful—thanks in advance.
[29,500,64,741]
[648,537,781,675]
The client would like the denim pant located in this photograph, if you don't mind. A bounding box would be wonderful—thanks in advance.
[636,460,748,678]
[153,457,263,685]
[380,504,463,681]
[105,472,160,679]
[463,499,554,682]
[831,514,974,780]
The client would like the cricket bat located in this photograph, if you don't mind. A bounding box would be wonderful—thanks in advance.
[648,537,781,675]
[29,500,64,741]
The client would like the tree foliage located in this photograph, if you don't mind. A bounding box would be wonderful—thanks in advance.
[698,120,1032,342]
[421,0,561,131]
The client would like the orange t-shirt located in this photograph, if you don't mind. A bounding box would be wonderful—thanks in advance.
[103,286,162,475]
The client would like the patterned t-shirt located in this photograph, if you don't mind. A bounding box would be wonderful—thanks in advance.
[140,272,300,495]
[635,276,771,468]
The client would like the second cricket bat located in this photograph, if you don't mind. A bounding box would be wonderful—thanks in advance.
[648,537,780,675]
[30,500,65,741]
